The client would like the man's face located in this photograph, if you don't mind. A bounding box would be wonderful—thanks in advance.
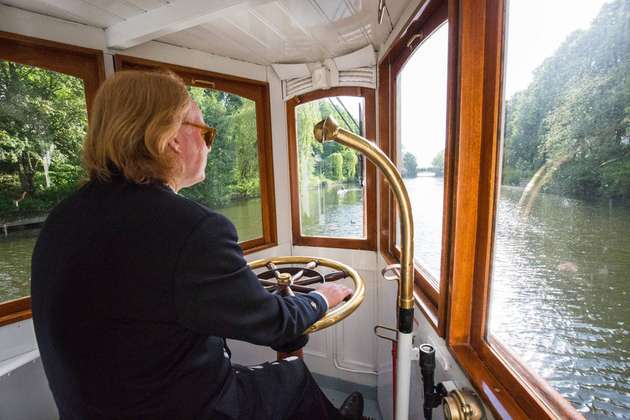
[173,102,209,190]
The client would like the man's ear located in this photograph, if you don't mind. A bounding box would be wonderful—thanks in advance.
[167,136,181,154]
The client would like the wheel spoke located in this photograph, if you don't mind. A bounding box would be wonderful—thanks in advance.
[324,271,348,282]
[294,276,324,286]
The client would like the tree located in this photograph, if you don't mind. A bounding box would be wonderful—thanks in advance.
[502,0,630,201]
[0,61,87,196]
[432,149,445,174]
[327,152,344,180]
[402,152,418,178]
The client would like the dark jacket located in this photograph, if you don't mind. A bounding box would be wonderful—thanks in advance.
[31,178,326,420]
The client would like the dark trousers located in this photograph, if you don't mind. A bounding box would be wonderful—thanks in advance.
[211,357,343,420]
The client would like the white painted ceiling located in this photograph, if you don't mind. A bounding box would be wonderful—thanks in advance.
[1,0,413,65]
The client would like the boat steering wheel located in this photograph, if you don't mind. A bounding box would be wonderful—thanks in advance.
[248,256,365,333]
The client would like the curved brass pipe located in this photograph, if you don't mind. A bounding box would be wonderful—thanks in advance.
[313,116,415,316]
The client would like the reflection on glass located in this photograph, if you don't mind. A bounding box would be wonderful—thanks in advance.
[488,1,630,416]
[397,23,448,285]
[0,60,88,302]
[295,96,365,239]
[182,87,263,241]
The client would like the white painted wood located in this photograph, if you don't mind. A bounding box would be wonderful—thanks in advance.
[106,0,271,49]
[83,0,144,20]
[265,67,294,248]
[0,320,37,365]
[0,357,58,420]
[0,3,106,50]
[121,40,268,81]
[124,0,167,11]
[334,271,377,371]
[0,0,88,25]
[38,0,122,27]
[103,52,115,78]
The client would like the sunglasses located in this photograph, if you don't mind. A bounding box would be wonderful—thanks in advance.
[183,121,217,148]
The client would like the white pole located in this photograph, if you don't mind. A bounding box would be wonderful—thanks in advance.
[396,331,413,420]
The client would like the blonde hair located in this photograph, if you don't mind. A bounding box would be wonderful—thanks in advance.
[83,70,191,184]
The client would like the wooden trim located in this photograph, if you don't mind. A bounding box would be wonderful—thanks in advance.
[450,344,529,420]
[286,86,377,251]
[0,31,105,117]
[377,0,454,337]
[482,337,584,419]
[0,297,32,327]
[0,32,106,326]
[114,55,278,252]
[378,0,446,65]
[447,0,585,418]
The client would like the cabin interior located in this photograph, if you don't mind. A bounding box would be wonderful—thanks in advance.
[1,0,629,419]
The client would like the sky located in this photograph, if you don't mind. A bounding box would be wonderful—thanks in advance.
[400,0,610,167]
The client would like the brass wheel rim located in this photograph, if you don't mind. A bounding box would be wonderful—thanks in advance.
[248,256,365,333]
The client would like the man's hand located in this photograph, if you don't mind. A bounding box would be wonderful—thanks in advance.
[316,283,352,308]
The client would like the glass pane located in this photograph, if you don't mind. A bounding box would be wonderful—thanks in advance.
[488,1,630,416]
[295,96,366,239]
[0,60,88,303]
[397,23,449,285]
[183,87,263,242]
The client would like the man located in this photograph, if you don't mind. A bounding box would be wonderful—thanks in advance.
[31,70,368,419]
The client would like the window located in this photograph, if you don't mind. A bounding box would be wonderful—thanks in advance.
[397,23,449,288]
[0,32,104,325]
[287,87,376,250]
[378,0,452,329]
[488,0,629,417]
[114,55,277,253]
[445,0,630,418]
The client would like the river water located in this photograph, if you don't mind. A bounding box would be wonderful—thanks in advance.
[1,177,628,417]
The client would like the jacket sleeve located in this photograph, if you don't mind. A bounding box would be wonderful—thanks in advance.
[173,213,327,348]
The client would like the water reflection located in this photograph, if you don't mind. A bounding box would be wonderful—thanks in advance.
[0,229,39,302]
[300,183,364,238]
[489,186,630,417]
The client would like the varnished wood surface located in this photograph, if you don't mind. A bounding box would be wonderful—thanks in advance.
[0,297,31,327]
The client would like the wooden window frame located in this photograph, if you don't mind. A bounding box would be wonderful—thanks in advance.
[0,31,106,326]
[114,55,277,255]
[286,87,377,250]
[378,0,455,335]
[446,0,585,418]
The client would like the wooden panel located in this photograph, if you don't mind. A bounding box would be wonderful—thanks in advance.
[114,54,278,254]
[286,86,377,251]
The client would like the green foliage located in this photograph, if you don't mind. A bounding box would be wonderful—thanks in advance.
[431,149,445,175]
[0,60,87,221]
[295,97,363,188]
[0,63,265,221]
[180,87,261,208]
[327,152,344,180]
[503,0,630,201]
[402,152,418,178]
